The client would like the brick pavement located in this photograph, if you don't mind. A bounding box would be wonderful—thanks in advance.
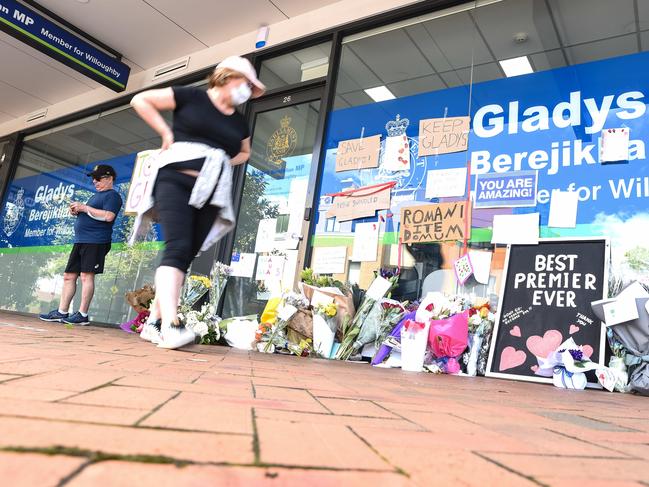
[0,312,647,486]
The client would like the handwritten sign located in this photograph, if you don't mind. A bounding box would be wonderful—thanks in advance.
[418,116,469,157]
[336,135,381,172]
[400,201,471,244]
[312,246,347,274]
[124,150,158,215]
[326,184,392,222]
[486,239,607,384]
[255,255,285,282]
[425,167,467,198]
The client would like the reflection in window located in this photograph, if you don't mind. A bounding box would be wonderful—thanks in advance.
[0,106,165,323]
[259,42,332,91]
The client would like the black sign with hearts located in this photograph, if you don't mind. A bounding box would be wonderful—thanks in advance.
[486,238,608,383]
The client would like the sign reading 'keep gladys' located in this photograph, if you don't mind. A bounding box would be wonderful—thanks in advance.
[418,116,469,157]
[335,135,381,172]
[400,201,471,244]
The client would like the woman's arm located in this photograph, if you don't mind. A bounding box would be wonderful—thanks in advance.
[230,137,251,166]
[130,88,176,150]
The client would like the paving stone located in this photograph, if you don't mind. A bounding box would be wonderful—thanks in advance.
[67,461,414,487]
[256,416,390,470]
[0,452,86,487]
[9,369,123,392]
[140,391,253,434]
[0,416,253,464]
[484,453,649,483]
[0,397,147,425]
[64,385,178,410]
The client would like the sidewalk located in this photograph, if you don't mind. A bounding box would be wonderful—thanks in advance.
[0,312,647,486]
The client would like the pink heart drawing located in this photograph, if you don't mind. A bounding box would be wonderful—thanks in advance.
[531,365,539,373]
[509,325,521,337]
[499,346,527,371]
[582,345,594,358]
[569,324,580,335]
[526,330,563,359]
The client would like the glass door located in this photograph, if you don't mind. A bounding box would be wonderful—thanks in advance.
[223,88,323,318]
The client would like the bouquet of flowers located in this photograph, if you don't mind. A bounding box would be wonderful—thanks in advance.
[536,337,599,389]
[312,302,338,358]
[336,269,400,360]
[178,303,220,344]
[256,296,301,353]
[299,268,355,339]
[287,337,313,357]
[181,274,211,308]
[210,261,233,309]
[371,302,419,366]
[462,302,496,376]
[374,299,407,349]
[120,284,155,333]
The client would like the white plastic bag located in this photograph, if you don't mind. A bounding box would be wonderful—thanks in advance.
[400,321,430,372]
[225,317,258,350]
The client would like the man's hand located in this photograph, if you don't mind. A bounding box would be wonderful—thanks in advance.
[69,202,83,215]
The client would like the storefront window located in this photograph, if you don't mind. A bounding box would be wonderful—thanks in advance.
[314,0,649,303]
[0,106,169,323]
[223,98,322,318]
[258,42,332,91]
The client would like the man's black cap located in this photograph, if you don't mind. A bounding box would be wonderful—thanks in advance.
[88,164,116,179]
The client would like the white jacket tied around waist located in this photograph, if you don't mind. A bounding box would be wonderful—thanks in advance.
[128,142,235,252]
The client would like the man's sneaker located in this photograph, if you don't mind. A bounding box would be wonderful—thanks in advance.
[157,320,196,349]
[140,319,162,344]
[62,312,90,326]
[39,310,68,322]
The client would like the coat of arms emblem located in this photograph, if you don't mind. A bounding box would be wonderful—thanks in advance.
[266,116,297,166]
[3,188,25,237]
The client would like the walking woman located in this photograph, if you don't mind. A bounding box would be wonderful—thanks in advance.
[129,56,265,349]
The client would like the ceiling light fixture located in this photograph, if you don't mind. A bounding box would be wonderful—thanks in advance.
[76,0,90,4]
[499,56,534,77]
[364,86,396,102]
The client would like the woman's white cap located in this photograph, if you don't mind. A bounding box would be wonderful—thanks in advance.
[215,56,266,98]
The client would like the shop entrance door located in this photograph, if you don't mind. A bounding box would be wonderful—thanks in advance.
[222,87,323,318]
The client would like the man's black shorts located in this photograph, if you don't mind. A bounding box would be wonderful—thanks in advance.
[64,243,112,274]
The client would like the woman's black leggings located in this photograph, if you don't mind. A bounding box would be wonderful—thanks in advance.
[153,166,219,272]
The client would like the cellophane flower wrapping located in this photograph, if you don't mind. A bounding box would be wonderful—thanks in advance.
[336,272,399,360]
[461,303,496,376]
[181,274,211,308]
[371,310,417,365]
[209,262,232,310]
[178,303,220,344]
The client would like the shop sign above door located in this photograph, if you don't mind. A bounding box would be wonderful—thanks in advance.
[0,0,130,92]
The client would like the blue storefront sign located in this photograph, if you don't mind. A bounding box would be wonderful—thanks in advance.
[0,153,160,249]
[0,0,129,91]
[315,50,649,241]
[474,171,538,208]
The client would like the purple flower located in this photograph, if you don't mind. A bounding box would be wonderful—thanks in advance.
[569,349,584,361]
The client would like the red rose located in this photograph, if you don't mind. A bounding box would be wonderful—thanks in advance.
[426,303,435,312]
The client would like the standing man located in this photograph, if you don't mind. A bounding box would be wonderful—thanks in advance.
[40,164,123,325]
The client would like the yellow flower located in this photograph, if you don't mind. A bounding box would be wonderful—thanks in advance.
[479,306,489,318]
[261,297,282,324]
[324,303,337,317]
[190,275,211,288]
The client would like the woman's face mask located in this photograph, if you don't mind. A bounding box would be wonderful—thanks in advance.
[230,82,252,105]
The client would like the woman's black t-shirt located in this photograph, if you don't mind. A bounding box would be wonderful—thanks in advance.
[170,86,250,169]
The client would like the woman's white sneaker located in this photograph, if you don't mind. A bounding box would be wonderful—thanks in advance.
[157,321,196,349]
[140,319,162,344]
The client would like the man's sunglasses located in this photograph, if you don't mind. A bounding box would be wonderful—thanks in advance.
[92,175,111,182]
